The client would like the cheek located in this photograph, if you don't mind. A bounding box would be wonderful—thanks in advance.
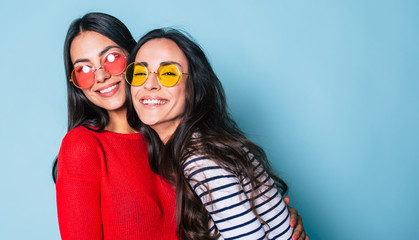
[130,87,139,101]
[173,85,187,111]
[81,88,94,100]
[80,89,100,109]
[130,87,144,112]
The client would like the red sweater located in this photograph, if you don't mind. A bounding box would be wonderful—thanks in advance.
[56,126,177,240]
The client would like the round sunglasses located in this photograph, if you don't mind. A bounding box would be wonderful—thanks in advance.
[125,62,189,87]
[70,51,127,89]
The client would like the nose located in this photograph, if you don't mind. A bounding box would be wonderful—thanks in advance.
[143,71,161,91]
[94,67,111,83]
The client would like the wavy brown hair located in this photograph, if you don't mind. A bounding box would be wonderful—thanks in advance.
[127,28,288,240]
[52,12,138,182]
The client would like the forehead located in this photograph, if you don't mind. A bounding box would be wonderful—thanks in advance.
[70,31,121,63]
[134,38,188,67]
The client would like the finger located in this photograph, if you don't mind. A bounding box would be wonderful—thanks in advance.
[292,228,301,240]
[288,207,298,227]
[295,215,306,240]
[297,229,306,240]
[292,215,303,238]
[284,196,290,206]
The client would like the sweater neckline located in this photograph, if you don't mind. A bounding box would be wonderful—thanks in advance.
[100,130,142,140]
[81,125,142,140]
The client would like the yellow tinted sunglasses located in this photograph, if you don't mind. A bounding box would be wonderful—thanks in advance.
[125,62,189,87]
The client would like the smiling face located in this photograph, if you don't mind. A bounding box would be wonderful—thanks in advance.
[130,38,189,143]
[70,31,128,111]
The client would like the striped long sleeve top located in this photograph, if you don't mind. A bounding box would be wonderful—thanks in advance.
[183,149,293,240]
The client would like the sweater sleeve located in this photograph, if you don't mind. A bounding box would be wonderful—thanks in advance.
[183,155,293,240]
[56,127,103,240]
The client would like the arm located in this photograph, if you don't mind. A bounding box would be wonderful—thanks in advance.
[56,128,103,240]
[184,156,293,240]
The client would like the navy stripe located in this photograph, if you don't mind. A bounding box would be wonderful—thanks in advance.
[243,174,271,195]
[192,174,236,191]
[255,189,280,209]
[253,192,281,216]
[265,205,287,225]
[270,218,291,240]
[267,214,290,235]
[209,224,215,232]
[252,183,275,201]
[220,216,259,232]
[208,197,249,214]
[213,205,253,224]
[253,161,262,170]
[243,148,251,155]
[198,182,239,198]
[182,156,210,170]
[188,165,224,179]
[241,168,267,187]
[223,224,264,240]
[258,195,283,218]
[204,189,245,206]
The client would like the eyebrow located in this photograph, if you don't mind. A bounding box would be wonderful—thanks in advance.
[138,61,183,68]
[73,45,122,65]
[162,61,183,67]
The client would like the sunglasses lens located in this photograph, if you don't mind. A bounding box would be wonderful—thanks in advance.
[125,63,147,86]
[158,64,180,87]
[71,65,94,88]
[103,52,126,75]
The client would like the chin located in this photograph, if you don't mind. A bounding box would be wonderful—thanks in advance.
[138,117,160,127]
[140,119,156,127]
[104,101,125,111]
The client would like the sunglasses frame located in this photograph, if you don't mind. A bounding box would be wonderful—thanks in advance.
[70,51,127,89]
[125,62,189,88]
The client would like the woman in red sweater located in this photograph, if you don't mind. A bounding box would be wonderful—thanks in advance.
[53,12,307,240]
[54,12,177,239]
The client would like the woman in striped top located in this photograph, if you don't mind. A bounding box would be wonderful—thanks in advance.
[127,28,306,240]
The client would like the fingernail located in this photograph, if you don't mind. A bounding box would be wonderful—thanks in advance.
[293,235,298,240]
[291,221,295,227]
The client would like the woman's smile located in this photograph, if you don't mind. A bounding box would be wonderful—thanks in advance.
[131,38,188,142]
[141,97,169,106]
[95,81,121,96]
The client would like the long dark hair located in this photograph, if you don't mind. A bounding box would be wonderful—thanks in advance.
[52,12,138,182]
[127,28,288,240]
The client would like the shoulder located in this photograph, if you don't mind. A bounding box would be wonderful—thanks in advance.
[57,126,103,181]
[60,126,102,154]
[183,133,218,173]
[183,155,216,175]
[183,154,237,184]
[64,125,99,140]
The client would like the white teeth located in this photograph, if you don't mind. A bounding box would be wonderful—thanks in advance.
[99,83,119,93]
[142,99,166,105]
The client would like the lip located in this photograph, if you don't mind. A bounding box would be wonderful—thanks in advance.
[94,82,121,97]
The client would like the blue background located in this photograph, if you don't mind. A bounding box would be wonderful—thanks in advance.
[1,0,418,239]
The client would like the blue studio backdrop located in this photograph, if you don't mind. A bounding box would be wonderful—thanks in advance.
[0,0,418,239]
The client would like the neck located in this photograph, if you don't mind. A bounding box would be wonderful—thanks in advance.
[105,107,136,134]
[152,118,182,144]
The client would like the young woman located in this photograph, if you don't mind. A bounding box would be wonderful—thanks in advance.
[54,12,307,240]
[54,13,177,239]
[127,28,308,240]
